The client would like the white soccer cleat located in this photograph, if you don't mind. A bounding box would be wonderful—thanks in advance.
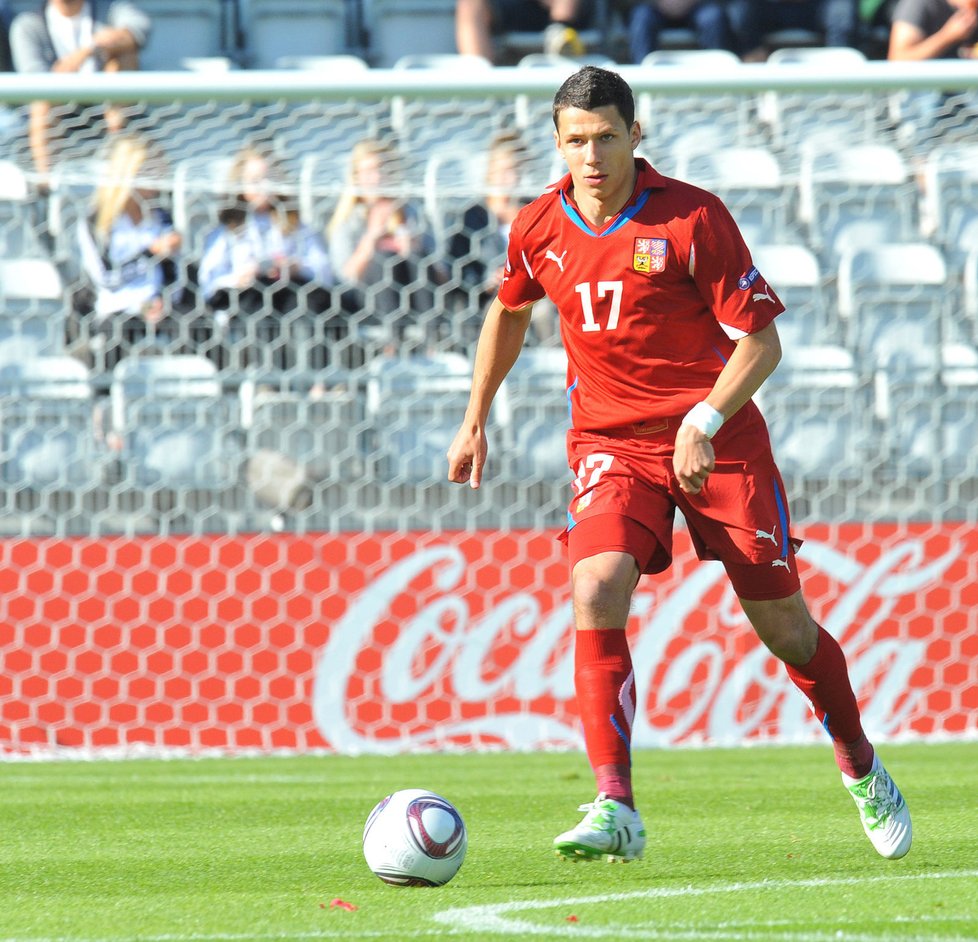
[553,793,646,863]
[843,755,912,860]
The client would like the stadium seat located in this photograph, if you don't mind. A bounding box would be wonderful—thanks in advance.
[870,343,978,481]
[964,248,978,322]
[0,258,67,358]
[0,160,43,258]
[943,209,978,274]
[179,56,237,73]
[636,51,756,159]
[757,344,870,481]
[109,355,236,490]
[798,142,918,253]
[921,144,978,260]
[837,243,949,370]
[750,244,831,348]
[136,0,228,70]
[501,346,570,479]
[365,0,458,67]
[243,0,348,69]
[821,217,904,271]
[274,54,369,71]
[0,355,103,494]
[641,48,742,67]
[673,146,791,237]
[364,352,481,482]
[940,343,978,478]
[239,377,365,510]
[389,54,510,155]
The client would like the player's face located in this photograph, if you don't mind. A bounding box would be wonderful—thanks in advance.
[554,105,641,213]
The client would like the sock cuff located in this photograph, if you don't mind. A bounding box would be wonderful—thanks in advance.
[575,627,632,665]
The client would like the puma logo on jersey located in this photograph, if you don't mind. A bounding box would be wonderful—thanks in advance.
[771,558,791,571]
[755,525,778,545]
[545,249,568,272]
[753,286,776,304]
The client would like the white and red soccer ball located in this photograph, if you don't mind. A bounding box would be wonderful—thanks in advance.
[362,789,467,887]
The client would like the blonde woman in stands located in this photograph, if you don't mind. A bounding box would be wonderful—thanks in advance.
[197,145,333,371]
[327,138,441,355]
[75,133,182,373]
[446,131,553,346]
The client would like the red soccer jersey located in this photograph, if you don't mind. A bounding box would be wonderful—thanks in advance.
[497,159,785,431]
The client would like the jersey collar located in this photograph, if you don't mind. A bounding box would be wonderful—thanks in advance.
[557,158,668,237]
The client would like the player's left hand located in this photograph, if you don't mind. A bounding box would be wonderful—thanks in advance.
[673,424,715,495]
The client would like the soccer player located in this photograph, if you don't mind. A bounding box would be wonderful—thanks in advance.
[446,66,912,863]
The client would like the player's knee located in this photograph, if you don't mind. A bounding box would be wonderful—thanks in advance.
[572,553,638,628]
[742,592,817,664]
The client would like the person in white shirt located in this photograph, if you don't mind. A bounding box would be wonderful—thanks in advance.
[75,133,181,372]
[10,0,151,177]
[197,146,334,371]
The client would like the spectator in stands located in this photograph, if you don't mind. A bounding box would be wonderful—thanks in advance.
[327,138,442,354]
[456,0,595,62]
[726,0,860,60]
[0,0,14,72]
[197,145,334,372]
[74,133,182,373]
[887,0,978,148]
[622,0,732,62]
[9,0,151,179]
[888,0,978,59]
[446,131,542,345]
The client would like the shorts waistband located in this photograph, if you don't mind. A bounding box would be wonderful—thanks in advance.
[583,417,677,440]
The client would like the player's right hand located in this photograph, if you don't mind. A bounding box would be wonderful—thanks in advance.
[673,423,716,495]
[447,423,487,490]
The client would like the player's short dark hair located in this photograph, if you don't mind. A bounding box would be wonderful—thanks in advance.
[552,66,635,131]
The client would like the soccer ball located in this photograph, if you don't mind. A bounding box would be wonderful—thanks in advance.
[362,788,467,887]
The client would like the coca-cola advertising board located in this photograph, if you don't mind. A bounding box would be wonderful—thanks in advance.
[2,524,976,755]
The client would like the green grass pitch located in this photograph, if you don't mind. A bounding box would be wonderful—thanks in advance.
[2,742,976,941]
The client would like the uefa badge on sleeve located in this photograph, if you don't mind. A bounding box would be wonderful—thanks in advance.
[633,237,667,274]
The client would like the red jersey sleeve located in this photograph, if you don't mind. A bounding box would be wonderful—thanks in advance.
[497,209,547,311]
[690,194,785,339]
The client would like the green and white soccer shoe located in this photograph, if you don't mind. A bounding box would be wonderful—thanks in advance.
[553,793,646,863]
[843,755,912,860]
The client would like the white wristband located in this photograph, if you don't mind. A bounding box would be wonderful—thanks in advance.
[681,401,724,439]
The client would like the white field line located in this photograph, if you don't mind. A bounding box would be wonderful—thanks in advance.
[2,870,976,942]
[433,869,978,941]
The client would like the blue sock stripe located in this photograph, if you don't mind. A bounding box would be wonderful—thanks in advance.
[610,713,631,753]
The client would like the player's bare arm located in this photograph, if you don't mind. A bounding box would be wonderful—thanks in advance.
[447,297,533,489]
[674,321,782,495]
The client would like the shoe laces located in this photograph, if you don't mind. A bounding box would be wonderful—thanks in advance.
[853,769,901,828]
[577,795,619,832]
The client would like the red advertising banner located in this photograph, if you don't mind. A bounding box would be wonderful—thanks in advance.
[2,525,976,755]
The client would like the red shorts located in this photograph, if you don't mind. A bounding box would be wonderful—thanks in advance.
[558,403,802,601]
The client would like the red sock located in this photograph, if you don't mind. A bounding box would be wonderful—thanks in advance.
[784,625,875,778]
[574,628,635,808]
